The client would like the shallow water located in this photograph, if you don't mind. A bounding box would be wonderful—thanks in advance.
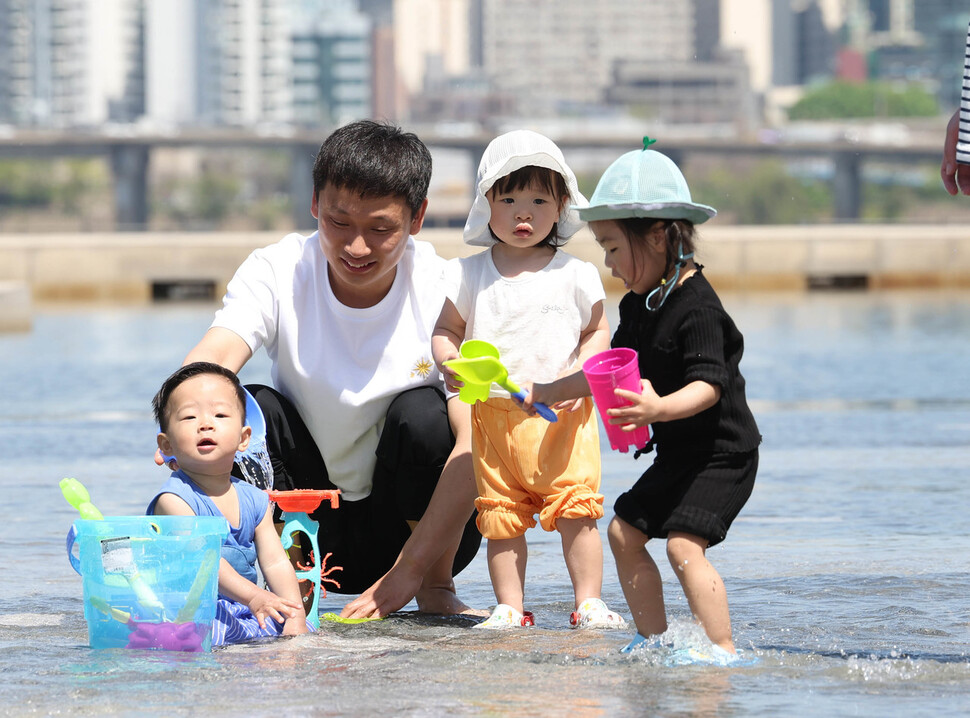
[2,290,970,716]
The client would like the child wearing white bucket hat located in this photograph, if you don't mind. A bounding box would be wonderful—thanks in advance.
[530,138,761,662]
[433,130,626,630]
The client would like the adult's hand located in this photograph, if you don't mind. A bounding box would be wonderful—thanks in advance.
[340,555,424,619]
[941,109,970,195]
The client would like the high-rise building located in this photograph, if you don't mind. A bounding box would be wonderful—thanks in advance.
[479,0,695,117]
[694,0,722,62]
[1,0,375,129]
[909,0,966,107]
[144,0,200,126]
[772,0,837,86]
[358,0,392,25]
[292,1,371,126]
[846,0,967,107]
[148,0,295,128]
[392,0,471,118]
[0,0,144,127]
[720,0,844,92]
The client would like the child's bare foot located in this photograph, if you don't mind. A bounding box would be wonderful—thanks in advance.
[415,585,488,616]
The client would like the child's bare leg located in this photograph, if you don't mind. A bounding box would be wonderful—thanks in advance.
[558,517,604,609]
[608,516,667,638]
[666,531,734,653]
[487,535,527,613]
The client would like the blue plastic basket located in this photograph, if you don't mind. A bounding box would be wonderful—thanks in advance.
[66,515,227,651]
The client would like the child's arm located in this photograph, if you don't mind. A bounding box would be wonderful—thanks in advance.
[527,300,610,410]
[213,556,302,633]
[253,507,308,635]
[611,379,721,428]
[432,298,468,394]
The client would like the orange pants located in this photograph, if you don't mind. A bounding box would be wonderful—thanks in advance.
[471,396,603,540]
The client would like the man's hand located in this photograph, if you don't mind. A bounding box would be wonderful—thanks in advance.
[340,557,423,619]
[941,109,970,196]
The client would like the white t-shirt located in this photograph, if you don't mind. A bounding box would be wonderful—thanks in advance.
[212,232,446,500]
[443,248,606,398]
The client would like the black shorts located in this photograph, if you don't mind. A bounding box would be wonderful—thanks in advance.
[613,449,757,547]
[237,384,482,594]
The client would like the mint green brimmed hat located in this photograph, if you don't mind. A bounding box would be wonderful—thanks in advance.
[576,137,716,225]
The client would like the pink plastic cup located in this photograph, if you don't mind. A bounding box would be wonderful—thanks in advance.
[582,348,652,453]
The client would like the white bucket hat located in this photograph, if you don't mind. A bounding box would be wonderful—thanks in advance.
[577,137,716,225]
[463,130,588,247]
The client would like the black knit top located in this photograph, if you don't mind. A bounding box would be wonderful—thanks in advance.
[611,270,761,456]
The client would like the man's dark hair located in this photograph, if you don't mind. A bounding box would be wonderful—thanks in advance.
[152,362,246,432]
[312,120,432,217]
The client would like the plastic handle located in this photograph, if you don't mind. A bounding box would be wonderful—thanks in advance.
[60,478,104,520]
[66,523,81,575]
[510,390,558,423]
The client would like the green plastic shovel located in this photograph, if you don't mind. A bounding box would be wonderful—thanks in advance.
[443,340,557,422]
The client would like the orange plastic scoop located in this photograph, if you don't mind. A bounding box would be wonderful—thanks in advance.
[266,489,341,513]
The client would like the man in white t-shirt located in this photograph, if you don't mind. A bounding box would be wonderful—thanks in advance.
[174,121,482,619]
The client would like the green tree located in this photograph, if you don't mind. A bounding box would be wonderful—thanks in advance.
[191,171,240,222]
[155,171,241,227]
[0,160,55,207]
[51,159,110,213]
[692,160,831,224]
[788,80,938,120]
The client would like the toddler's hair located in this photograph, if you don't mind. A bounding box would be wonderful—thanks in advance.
[618,217,697,277]
[153,362,247,433]
[312,119,432,218]
[487,165,570,247]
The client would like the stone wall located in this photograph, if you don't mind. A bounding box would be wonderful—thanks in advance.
[2,224,969,304]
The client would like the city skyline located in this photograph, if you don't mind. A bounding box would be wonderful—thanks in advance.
[0,0,963,132]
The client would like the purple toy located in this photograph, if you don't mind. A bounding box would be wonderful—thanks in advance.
[88,596,208,652]
[126,620,207,652]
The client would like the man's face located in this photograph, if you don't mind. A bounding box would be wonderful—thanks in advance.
[311,184,427,308]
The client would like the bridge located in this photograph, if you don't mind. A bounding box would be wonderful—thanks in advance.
[0,126,944,229]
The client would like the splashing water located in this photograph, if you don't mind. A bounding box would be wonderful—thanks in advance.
[236,438,274,490]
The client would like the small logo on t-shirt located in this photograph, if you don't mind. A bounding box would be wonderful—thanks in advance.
[410,357,435,379]
[541,304,566,314]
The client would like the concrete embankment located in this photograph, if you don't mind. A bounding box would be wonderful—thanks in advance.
[1,225,969,309]
[0,281,31,331]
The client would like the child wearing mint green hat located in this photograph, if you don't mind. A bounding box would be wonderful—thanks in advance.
[528,138,761,662]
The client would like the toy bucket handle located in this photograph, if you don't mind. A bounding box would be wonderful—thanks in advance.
[66,522,81,575]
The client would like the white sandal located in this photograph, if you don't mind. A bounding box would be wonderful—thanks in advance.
[569,598,627,629]
[473,603,536,629]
